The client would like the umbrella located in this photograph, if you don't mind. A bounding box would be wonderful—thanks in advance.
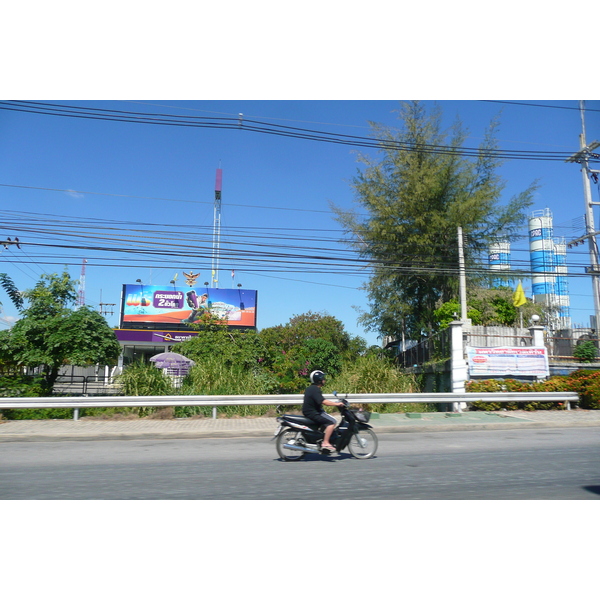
[149,352,195,369]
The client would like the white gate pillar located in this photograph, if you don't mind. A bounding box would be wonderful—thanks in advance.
[450,320,468,411]
[529,318,545,347]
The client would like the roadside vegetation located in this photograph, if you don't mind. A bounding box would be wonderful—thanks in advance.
[467,372,600,410]
[0,311,433,420]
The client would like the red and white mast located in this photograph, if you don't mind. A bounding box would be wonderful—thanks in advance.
[211,167,222,288]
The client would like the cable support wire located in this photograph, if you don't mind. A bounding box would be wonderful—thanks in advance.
[1,227,593,263]
[2,220,595,274]
[2,210,497,256]
[0,101,590,163]
[0,183,339,215]
[0,227,563,271]
[1,243,595,282]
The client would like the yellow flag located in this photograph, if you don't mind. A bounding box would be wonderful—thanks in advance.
[513,282,526,307]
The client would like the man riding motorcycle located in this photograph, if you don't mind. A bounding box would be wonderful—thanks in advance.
[302,370,344,452]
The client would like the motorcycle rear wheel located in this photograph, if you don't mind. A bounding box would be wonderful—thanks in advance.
[348,429,378,459]
[276,428,307,461]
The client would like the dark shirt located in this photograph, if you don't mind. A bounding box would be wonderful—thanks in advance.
[303,384,325,418]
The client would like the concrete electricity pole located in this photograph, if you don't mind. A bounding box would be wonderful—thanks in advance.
[566,101,600,329]
[457,226,468,323]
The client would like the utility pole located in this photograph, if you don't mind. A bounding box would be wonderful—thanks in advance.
[566,101,600,330]
[457,226,468,323]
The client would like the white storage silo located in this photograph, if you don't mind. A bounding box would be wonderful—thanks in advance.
[488,239,511,287]
[529,208,556,305]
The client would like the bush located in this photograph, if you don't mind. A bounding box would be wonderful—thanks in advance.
[0,375,46,398]
[560,369,600,409]
[1,407,78,420]
[573,340,598,363]
[467,371,600,410]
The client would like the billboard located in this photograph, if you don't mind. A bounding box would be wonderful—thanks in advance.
[120,284,257,328]
[467,346,549,378]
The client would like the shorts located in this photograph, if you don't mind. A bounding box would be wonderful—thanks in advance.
[305,411,337,427]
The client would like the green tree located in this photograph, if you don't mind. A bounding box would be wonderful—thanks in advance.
[176,318,268,370]
[0,273,23,311]
[434,287,544,329]
[257,312,365,393]
[433,299,482,329]
[259,311,366,361]
[332,101,537,340]
[468,287,521,325]
[0,271,121,393]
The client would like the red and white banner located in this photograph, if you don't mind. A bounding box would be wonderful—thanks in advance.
[467,346,549,377]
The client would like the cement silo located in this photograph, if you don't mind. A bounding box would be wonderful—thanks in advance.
[529,208,556,304]
[528,208,571,330]
[488,239,511,287]
[553,237,571,328]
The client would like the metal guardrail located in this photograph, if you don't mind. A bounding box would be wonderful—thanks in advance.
[0,391,580,420]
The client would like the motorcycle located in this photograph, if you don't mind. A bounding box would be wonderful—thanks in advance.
[273,392,378,461]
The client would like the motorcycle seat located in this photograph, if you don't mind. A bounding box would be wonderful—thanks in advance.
[281,415,319,427]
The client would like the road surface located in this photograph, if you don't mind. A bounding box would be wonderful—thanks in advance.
[1,427,599,499]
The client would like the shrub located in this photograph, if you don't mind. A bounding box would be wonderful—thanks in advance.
[573,340,598,363]
[1,407,78,420]
[467,371,600,410]
[0,375,46,398]
[562,369,600,409]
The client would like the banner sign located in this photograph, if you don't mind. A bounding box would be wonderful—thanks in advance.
[120,284,257,328]
[467,346,549,377]
[114,329,199,344]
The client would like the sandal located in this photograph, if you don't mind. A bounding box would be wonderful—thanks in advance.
[321,444,335,452]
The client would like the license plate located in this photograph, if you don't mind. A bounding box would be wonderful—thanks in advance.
[273,425,283,436]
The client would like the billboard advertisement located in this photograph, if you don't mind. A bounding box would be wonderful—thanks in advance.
[120,284,257,328]
[467,346,549,378]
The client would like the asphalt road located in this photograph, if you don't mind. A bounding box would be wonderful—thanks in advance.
[1,427,599,499]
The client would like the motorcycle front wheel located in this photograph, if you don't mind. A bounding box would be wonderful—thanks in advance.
[348,429,378,459]
[276,428,307,461]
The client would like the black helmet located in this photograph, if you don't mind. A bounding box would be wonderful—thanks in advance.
[310,370,326,384]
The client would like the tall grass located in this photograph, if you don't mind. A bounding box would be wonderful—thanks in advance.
[114,361,176,417]
[117,361,176,396]
[66,354,434,421]
[327,354,436,413]
[176,356,279,418]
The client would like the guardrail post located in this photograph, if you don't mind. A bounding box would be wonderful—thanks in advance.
[212,406,217,419]
[450,320,468,411]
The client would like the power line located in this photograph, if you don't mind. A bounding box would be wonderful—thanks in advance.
[481,100,600,113]
[0,183,337,215]
[0,100,588,163]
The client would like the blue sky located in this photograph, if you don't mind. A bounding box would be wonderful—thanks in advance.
[1,99,599,345]
[1,5,598,347]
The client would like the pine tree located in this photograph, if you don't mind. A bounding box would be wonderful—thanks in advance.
[332,101,537,340]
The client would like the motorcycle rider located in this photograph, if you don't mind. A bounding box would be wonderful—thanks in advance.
[302,370,344,452]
